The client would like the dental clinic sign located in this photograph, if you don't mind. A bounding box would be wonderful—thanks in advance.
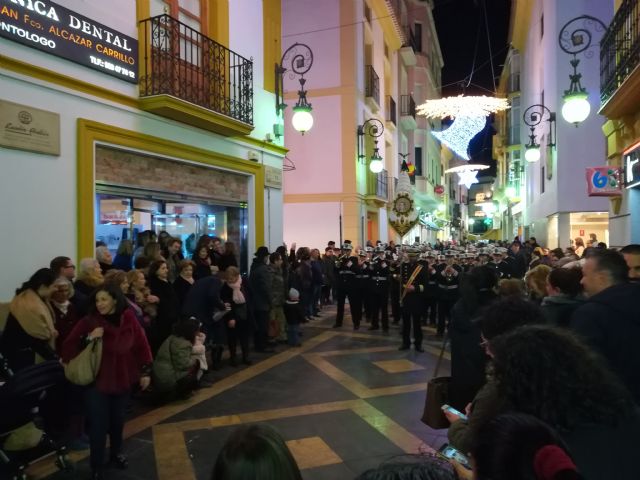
[0,0,138,83]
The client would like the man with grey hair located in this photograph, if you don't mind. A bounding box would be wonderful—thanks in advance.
[571,249,640,403]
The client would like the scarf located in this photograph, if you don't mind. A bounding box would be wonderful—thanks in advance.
[228,277,246,304]
[10,289,56,348]
[51,300,70,315]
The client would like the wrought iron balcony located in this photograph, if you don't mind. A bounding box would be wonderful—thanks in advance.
[376,169,389,200]
[508,73,520,93]
[402,25,417,51]
[400,95,416,118]
[386,96,397,125]
[600,0,640,104]
[139,15,253,133]
[365,65,380,107]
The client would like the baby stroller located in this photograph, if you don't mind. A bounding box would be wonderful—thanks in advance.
[0,353,72,480]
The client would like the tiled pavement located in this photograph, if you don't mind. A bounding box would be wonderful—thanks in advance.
[35,305,450,480]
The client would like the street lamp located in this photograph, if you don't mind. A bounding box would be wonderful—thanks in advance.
[275,43,314,135]
[357,118,385,173]
[523,104,556,162]
[558,15,606,126]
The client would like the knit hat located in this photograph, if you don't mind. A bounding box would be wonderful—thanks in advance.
[288,288,300,300]
[254,246,270,258]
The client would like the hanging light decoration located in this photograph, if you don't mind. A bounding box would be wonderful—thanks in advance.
[418,96,509,160]
[444,164,490,189]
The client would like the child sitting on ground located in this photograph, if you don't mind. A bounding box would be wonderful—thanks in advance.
[283,288,304,347]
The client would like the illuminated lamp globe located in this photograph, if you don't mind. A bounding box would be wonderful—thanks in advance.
[291,105,313,134]
[369,158,384,173]
[561,92,590,126]
[525,145,541,163]
[468,218,475,225]
[505,186,517,199]
[437,203,446,212]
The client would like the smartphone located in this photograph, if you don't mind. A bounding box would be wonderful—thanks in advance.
[441,404,468,421]
[438,444,472,470]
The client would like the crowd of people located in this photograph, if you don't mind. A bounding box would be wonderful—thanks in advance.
[1,229,639,479]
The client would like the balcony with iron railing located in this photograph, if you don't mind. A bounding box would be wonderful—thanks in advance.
[366,169,389,205]
[508,73,520,93]
[386,96,397,126]
[139,14,254,136]
[399,25,418,66]
[399,94,417,130]
[365,65,380,110]
[376,169,389,200]
[600,0,640,116]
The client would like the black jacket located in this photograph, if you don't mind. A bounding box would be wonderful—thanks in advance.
[541,294,584,327]
[570,283,640,403]
[448,291,496,409]
[249,259,271,312]
[561,411,640,480]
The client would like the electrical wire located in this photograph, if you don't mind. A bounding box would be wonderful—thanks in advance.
[465,21,482,89]
[481,0,497,92]
[283,3,424,39]
[440,43,509,90]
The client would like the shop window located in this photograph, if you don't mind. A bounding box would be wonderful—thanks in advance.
[95,146,250,273]
[96,193,249,274]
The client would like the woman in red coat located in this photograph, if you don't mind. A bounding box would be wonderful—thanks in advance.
[63,285,152,480]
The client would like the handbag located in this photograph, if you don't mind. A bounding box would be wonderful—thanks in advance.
[64,338,103,386]
[421,335,451,429]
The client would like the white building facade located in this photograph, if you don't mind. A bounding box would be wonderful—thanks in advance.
[0,0,286,300]
[516,0,613,248]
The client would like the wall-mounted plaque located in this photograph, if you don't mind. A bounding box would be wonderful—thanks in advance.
[0,100,60,155]
[264,165,283,189]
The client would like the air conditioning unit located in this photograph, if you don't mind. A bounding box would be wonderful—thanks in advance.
[247,150,259,162]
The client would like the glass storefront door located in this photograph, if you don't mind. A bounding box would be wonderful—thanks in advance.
[96,192,249,273]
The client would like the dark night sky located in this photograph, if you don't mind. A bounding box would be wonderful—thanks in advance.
[433,0,511,96]
[432,0,511,170]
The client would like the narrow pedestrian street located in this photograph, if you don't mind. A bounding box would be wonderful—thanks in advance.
[36,307,449,480]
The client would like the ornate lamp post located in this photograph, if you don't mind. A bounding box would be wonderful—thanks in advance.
[357,118,385,173]
[558,15,606,126]
[523,104,556,163]
[275,43,314,134]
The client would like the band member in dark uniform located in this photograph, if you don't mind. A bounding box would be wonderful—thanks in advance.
[369,246,390,333]
[349,250,368,330]
[333,243,356,328]
[388,249,401,325]
[488,248,512,279]
[423,251,439,327]
[362,247,374,323]
[436,251,461,337]
[399,249,428,352]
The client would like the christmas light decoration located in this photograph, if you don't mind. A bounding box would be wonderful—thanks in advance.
[444,164,490,174]
[418,96,509,160]
[457,169,480,189]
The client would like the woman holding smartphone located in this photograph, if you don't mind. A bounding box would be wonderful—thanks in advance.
[63,285,152,480]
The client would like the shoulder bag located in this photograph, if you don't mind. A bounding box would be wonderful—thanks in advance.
[64,338,103,386]
[421,335,450,429]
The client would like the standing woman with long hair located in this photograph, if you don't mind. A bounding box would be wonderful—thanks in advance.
[489,326,639,479]
[62,285,152,480]
[0,268,58,371]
